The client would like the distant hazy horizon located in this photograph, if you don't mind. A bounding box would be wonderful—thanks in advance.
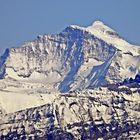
[0,0,140,54]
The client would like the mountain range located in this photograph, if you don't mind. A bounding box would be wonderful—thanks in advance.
[0,21,140,139]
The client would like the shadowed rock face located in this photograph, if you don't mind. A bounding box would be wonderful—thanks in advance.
[0,49,9,79]
[0,86,140,139]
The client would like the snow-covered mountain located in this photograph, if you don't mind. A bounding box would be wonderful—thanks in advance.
[0,21,140,139]
[0,21,140,93]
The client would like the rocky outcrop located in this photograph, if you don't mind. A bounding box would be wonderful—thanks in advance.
[0,87,140,139]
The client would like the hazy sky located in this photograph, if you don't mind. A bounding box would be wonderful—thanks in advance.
[0,0,140,54]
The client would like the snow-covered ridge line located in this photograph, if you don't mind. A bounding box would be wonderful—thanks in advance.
[69,21,140,55]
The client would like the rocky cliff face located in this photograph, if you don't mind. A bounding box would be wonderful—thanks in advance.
[0,21,140,93]
[0,86,140,139]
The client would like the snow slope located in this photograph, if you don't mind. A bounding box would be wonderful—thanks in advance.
[0,90,58,114]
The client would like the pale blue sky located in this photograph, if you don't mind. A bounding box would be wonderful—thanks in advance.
[0,0,140,54]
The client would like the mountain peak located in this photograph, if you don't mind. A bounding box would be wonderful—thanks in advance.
[64,21,115,36]
[91,20,105,26]
[86,20,139,55]
[87,20,116,34]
